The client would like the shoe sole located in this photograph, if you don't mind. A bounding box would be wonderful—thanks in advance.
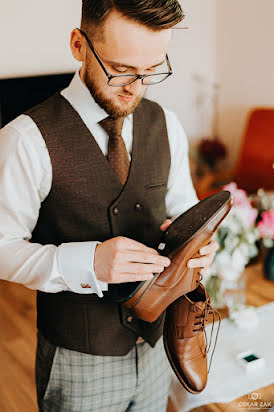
[122,192,232,321]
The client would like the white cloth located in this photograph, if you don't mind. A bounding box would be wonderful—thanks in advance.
[0,70,198,296]
[170,302,274,412]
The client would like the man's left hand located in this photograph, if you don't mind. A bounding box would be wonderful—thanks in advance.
[160,219,219,274]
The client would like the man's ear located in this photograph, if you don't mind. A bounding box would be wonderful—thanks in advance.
[70,29,85,62]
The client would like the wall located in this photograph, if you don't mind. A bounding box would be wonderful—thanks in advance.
[148,0,217,141]
[216,0,274,166]
[0,0,81,78]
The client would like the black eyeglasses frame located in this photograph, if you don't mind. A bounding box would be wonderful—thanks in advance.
[77,28,173,87]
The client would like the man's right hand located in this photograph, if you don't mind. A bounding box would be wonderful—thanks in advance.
[94,236,171,284]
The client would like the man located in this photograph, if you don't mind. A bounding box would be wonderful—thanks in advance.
[0,1,218,411]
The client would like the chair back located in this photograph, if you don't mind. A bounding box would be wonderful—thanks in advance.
[234,108,274,192]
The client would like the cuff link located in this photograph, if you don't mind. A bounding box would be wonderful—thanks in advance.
[81,283,91,288]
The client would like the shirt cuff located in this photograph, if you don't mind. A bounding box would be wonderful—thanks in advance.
[56,241,108,297]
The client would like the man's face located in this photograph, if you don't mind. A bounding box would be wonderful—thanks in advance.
[80,11,172,118]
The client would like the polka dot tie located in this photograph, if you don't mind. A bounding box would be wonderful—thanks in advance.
[99,116,130,185]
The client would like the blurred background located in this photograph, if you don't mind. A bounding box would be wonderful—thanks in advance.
[0,1,273,411]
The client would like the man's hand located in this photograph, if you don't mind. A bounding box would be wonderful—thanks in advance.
[160,219,219,274]
[94,236,171,284]
[187,239,219,274]
[160,219,173,232]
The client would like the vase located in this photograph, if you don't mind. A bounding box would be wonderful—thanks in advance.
[263,246,274,281]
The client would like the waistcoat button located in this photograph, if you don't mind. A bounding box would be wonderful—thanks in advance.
[127,316,133,323]
[113,207,119,215]
[135,203,143,212]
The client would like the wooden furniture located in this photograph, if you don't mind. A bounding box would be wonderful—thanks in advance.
[0,262,273,411]
[0,281,37,411]
[195,108,274,198]
[0,73,73,128]
[234,108,274,193]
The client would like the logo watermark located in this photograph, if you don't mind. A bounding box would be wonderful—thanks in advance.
[238,392,272,410]
[248,392,262,401]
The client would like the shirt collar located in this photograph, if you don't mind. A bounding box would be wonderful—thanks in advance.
[61,69,133,126]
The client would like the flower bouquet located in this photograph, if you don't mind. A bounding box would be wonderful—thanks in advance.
[204,182,259,309]
[257,209,274,248]
[257,208,274,280]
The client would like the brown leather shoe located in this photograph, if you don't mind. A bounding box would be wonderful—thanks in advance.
[119,190,232,322]
[163,283,220,394]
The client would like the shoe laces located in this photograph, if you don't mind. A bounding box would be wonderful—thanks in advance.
[195,271,204,285]
[187,283,221,374]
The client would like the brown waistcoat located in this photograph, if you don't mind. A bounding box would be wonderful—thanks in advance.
[26,93,171,355]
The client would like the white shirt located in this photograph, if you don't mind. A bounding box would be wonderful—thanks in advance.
[0,70,198,297]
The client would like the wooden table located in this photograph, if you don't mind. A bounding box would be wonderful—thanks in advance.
[167,262,274,412]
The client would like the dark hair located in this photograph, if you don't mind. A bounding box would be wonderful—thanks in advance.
[81,0,184,38]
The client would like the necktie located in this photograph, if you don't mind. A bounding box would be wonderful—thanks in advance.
[99,116,130,185]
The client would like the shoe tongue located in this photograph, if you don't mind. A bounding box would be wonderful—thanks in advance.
[193,301,206,313]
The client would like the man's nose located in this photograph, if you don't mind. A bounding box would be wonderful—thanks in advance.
[122,78,145,95]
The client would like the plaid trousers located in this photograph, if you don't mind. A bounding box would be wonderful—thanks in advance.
[35,330,172,412]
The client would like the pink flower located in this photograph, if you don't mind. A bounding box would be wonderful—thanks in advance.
[223,182,258,229]
[257,209,274,239]
[235,205,258,230]
[223,182,249,206]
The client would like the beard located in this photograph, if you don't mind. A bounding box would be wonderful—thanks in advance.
[83,69,144,118]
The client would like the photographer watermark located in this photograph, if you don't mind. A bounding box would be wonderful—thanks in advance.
[238,392,272,409]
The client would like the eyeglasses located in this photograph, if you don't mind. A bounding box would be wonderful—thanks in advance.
[77,28,173,87]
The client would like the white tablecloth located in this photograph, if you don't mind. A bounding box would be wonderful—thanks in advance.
[169,302,274,411]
